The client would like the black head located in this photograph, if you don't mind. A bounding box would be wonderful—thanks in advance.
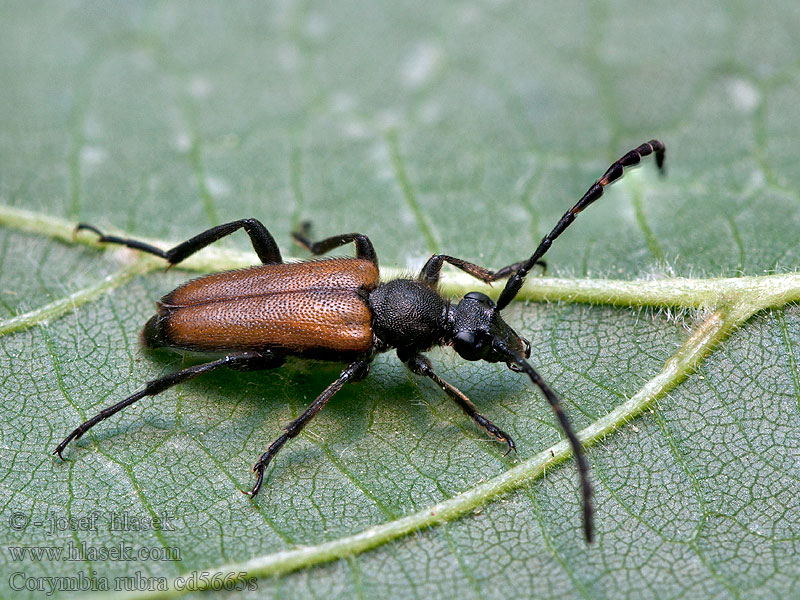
[449,291,531,369]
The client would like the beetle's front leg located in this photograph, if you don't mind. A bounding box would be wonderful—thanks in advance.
[418,254,545,286]
[291,222,378,267]
[404,353,516,454]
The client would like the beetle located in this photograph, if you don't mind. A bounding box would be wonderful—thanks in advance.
[54,140,665,543]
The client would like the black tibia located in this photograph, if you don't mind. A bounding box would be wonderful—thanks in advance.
[419,255,545,286]
[246,359,370,497]
[292,221,378,267]
[485,259,546,281]
[405,354,516,454]
[54,351,283,459]
[496,139,666,310]
[76,218,284,265]
[497,342,594,543]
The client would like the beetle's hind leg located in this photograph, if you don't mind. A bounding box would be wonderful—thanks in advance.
[291,222,378,267]
[54,351,284,459]
[405,353,516,454]
[246,359,370,497]
[76,218,284,266]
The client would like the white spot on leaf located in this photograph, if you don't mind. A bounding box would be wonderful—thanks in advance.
[206,175,231,198]
[305,12,329,39]
[80,146,107,168]
[188,76,212,99]
[174,132,192,152]
[727,78,760,113]
[401,42,443,88]
[341,120,369,139]
[369,141,393,180]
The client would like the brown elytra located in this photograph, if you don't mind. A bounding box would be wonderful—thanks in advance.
[143,258,379,358]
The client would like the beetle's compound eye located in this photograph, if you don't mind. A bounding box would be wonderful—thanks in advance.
[453,331,476,347]
[453,330,489,361]
[463,291,495,307]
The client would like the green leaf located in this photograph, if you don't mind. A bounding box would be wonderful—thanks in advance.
[2,2,799,599]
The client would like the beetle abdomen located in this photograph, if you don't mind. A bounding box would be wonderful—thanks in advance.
[143,258,378,358]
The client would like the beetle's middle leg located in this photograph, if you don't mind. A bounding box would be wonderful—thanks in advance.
[292,222,378,267]
[404,353,516,454]
[76,218,283,265]
[246,359,370,497]
[54,351,285,459]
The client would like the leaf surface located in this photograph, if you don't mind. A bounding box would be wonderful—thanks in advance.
[2,2,799,599]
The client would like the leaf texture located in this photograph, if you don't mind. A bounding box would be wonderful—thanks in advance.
[2,2,799,599]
